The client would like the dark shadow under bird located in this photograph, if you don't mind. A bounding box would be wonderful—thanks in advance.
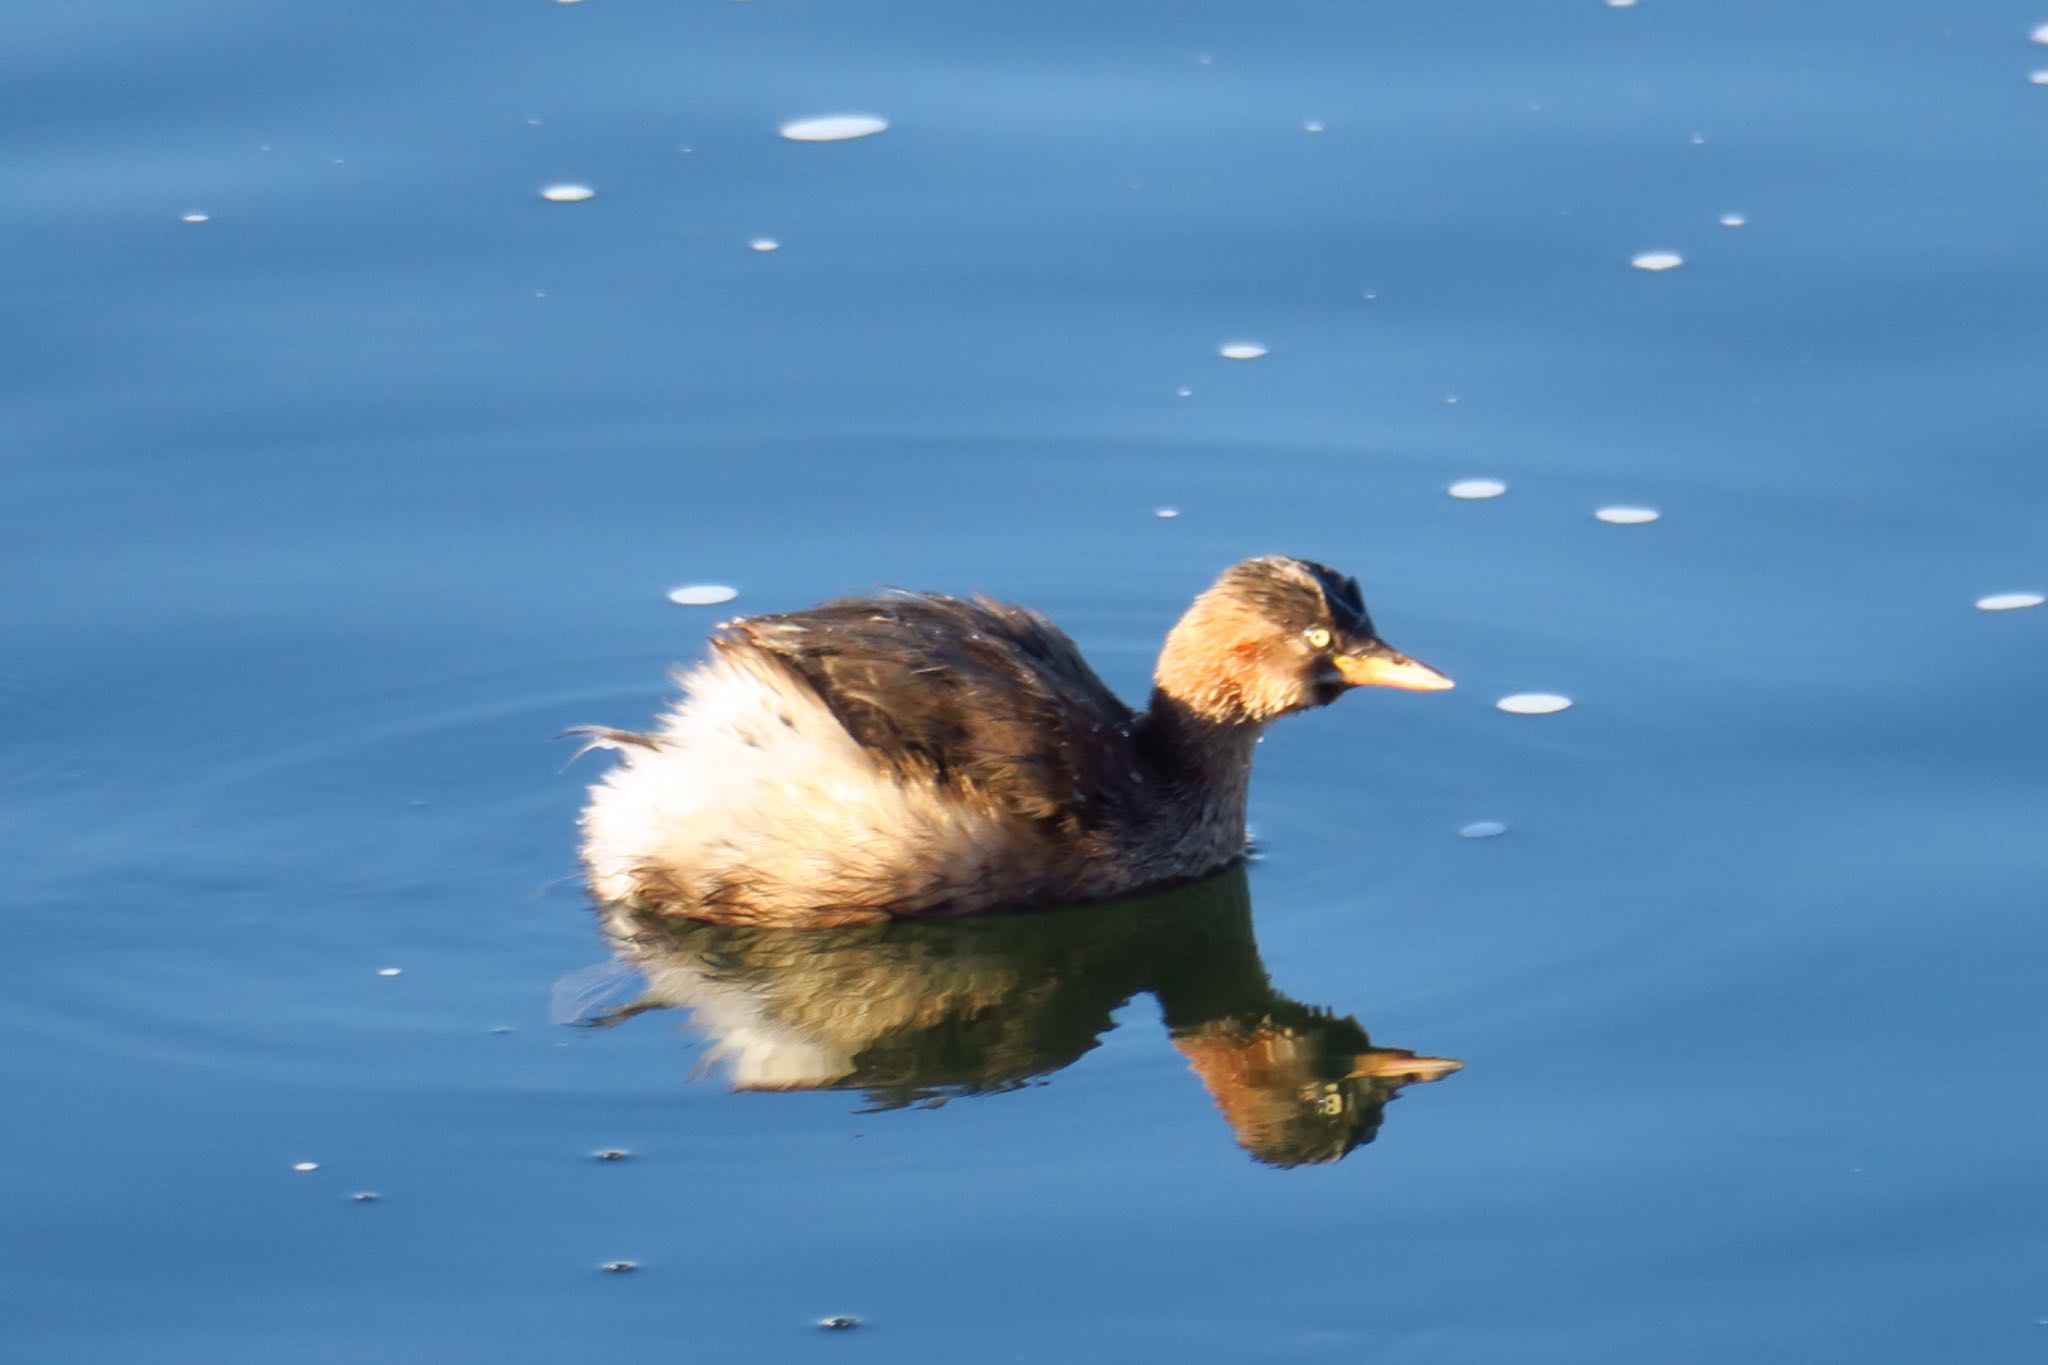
[562,866,1461,1168]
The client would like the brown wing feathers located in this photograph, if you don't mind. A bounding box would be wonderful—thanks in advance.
[725,594,1143,835]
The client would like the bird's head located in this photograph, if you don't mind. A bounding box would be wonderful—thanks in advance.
[1154,556,1453,725]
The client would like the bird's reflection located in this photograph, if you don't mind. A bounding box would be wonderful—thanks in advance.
[561,867,1459,1167]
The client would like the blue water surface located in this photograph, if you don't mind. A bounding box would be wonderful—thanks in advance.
[6,1,2047,1361]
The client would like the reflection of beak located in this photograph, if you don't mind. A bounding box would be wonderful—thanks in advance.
[1347,1049,1463,1081]
[1332,641,1455,691]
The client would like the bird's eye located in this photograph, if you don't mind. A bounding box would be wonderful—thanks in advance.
[1304,627,1332,650]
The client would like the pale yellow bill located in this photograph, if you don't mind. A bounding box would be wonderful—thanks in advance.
[1333,648,1455,691]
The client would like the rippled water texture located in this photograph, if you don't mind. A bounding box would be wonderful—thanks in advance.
[6,1,2046,1361]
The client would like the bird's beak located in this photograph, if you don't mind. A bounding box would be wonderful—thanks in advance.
[1347,1048,1463,1081]
[1332,640,1455,691]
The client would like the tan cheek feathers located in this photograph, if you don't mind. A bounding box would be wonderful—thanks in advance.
[1156,632,1269,724]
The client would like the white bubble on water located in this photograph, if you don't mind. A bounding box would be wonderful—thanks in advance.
[1606,0,1637,8]
[668,584,739,607]
[1218,342,1268,360]
[1154,507,1181,520]
[1631,250,1684,271]
[748,237,780,252]
[1173,386,1193,398]
[1719,212,1747,228]
[1496,693,1573,715]
[1303,119,1325,133]
[293,1162,320,1173]
[180,212,210,224]
[1459,821,1508,839]
[540,183,595,202]
[377,967,402,977]
[2030,70,2048,85]
[1448,478,1507,500]
[779,114,889,142]
[1975,592,2044,611]
[1595,506,1661,524]
[2033,23,2048,44]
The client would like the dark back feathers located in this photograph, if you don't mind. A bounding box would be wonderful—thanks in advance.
[725,593,1145,836]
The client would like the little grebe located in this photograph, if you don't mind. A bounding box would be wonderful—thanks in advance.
[576,556,1451,926]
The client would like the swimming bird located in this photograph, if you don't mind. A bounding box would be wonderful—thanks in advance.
[576,556,1451,926]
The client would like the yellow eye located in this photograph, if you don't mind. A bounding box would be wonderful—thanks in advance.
[1304,627,1332,650]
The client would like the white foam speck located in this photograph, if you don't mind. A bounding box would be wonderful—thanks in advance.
[1689,132,1708,145]
[1218,342,1268,360]
[377,967,402,977]
[2030,70,2048,85]
[779,114,889,142]
[1174,386,1193,398]
[180,212,210,224]
[1448,478,1507,500]
[2033,23,2048,44]
[540,183,595,203]
[1497,693,1573,715]
[748,237,780,252]
[668,584,740,607]
[1976,592,2044,611]
[1303,119,1325,133]
[1595,506,1661,525]
[1459,820,1508,839]
[1719,212,1747,228]
[293,1162,320,1173]
[1154,507,1181,519]
[1606,0,1637,7]
[1631,251,1684,272]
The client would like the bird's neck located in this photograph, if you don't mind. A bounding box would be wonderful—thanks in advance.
[1139,689,1263,835]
